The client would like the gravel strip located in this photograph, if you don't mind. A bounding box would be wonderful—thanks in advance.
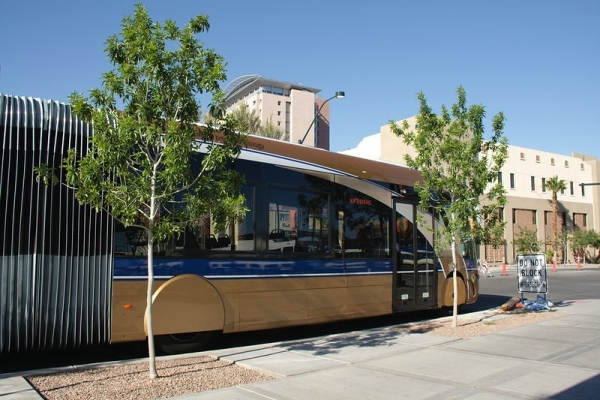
[26,355,274,399]
[26,310,562,399]
[393,309,562,338]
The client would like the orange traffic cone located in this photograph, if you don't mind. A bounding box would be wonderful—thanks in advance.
[501,258,508,276]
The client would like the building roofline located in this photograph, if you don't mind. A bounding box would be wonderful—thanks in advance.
[224,74,321,101]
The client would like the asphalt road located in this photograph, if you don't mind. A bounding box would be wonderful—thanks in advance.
[463,267,600,314]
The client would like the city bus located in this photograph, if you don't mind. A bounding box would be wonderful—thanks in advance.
[110,132,479,352]
[0,94,478,354]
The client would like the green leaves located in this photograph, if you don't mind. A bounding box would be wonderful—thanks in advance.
[390,86,508,251]
[39,4,247,245]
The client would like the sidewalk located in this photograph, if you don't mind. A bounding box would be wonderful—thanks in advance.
[3,298,600,399]
[178,299,600,399]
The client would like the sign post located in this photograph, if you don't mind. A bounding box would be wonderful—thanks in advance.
[517,253,548,302]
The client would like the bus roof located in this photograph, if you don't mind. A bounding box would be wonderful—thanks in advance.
[209,130,423,189]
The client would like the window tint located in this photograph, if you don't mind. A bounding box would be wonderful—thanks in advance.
[268,187,330,253]
[336,188,390,258]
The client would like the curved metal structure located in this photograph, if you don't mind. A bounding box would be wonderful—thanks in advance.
[0,94,113,353]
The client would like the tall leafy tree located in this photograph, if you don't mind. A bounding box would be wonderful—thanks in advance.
[390,86,508,327]
[546,175,566,267]
[37,4,246,378]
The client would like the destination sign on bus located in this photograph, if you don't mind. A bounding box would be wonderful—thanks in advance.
[517,254,548,294]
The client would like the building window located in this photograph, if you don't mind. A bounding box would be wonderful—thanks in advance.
[497,171,502,185]
[580,163,585,171]
[510,173,515,189]
[512,209,536,225]
[531,176,535,191]
[573,213,587,229]
[564,160,569,168]
[535,155,540,163]
[542,177,546,192]
[570,181,574,195]
[551,158,555,166]
[277,101,281,106]
[520,152,525,160]
[560,187,565,195]
[277,111,281,116]
[582,184,586,197]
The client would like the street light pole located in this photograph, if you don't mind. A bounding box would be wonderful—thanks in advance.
[298,91,345,145]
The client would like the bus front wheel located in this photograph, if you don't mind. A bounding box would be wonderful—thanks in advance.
[156,331,216,354]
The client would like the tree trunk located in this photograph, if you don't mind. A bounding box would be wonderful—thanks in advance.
[552,193,558,266]
[500,296,521,311]
[146,227,157,378]
[146,178,158,379]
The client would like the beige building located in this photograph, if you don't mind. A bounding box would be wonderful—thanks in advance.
[343,118,600,264]
[224,75,336,149]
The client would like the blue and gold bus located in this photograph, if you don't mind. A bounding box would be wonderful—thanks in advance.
[0,94,478,354]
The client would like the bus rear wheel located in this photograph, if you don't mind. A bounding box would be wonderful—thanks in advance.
[156,331,216,354]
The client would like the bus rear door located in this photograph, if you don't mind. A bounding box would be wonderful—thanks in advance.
[393,200,437,311]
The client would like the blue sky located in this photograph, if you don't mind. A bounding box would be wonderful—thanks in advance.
[1,1,598,155]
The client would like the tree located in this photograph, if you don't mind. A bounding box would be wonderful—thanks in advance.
[209,102,284,139]
[390,86,508,327]
[513,226,542,254]
[226,102,261,133]
[571,229,600,263]
[37,4,246,378]
[546,176,566,267]
[258,116,285,140]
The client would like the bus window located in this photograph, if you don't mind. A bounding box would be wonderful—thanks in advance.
[144,185,256,256]
[114,223,147,256]
[268,187,329,253]
[339,189,389,258]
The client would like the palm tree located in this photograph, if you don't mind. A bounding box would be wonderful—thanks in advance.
[258,116,285,140]
[228,103,261,133]
[204,103,284,139]
[546,175,566,267]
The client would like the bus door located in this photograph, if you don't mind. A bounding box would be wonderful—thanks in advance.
[393,200,437,310]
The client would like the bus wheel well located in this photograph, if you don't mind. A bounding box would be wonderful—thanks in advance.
[146,274,225,338]
[156,330,217,354]
[441,274,467,307]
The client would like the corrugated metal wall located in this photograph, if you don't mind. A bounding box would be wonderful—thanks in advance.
[0,94,113,353]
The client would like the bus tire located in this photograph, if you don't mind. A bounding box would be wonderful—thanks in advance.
[156,330,216,354]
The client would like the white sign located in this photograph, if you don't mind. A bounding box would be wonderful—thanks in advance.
[517,254,548,294]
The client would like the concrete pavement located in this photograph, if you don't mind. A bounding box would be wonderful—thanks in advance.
[2,295,600,399]
[173,298,600,399]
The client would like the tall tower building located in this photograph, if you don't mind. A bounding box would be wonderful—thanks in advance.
[223,75,332,149]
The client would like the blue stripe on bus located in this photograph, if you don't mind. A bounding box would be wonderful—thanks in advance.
[114,257,393,278]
